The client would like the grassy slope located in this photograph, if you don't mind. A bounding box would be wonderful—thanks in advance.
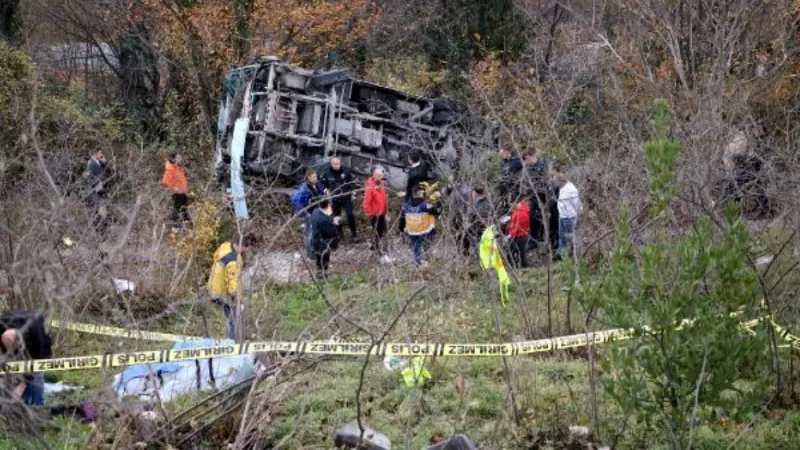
[2,265,799,449]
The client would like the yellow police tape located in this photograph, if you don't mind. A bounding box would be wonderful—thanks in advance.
[4,317,795,375]
[49,320,203,342]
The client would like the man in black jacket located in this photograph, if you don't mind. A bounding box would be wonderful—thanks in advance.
[463,186,491,257]
[321,157,359,239]
[0,311,53,406]
[497,148,522,210]
[523,152,550,249]
[405,152,435,200]
[309,198,341,280]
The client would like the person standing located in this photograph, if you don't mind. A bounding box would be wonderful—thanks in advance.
[87,150,107,196]
[86,150,108,232]
[543,163,562,256]
[463,186,490,257]
[554,172,582,260]
[309,198,341,279]
[207,236,251,340]
[162,152,190,225]
[291,170,325,215]
[405,152,434,200]
[363,167,389,257]
[0,311,53,406]
[508,198,531,268]
[497,148,522,210]
[399,184,439,267]
[523,152,549,249]
[291,170,325,257]
[321,157,358,240]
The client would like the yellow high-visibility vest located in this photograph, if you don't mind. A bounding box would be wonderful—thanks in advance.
[402,357,431,387]
[479,225,510,305]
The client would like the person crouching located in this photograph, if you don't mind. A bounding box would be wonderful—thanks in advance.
[309,198,341,280]
[399,184,439,267]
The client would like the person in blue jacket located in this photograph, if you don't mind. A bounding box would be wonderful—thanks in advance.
[291,170,325,257]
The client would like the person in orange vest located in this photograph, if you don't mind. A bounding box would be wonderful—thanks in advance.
[162,152,190,225]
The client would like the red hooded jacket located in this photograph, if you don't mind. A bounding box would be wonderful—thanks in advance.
[509,200,530,237]
[363,177,388,217]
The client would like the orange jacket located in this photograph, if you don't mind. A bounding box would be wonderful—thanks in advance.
[162,160,188,194]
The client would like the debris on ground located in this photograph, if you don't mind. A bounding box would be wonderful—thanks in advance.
[44,382,84,394]
[427,434,478,450]
[383,356,407,371]
[113,278,136,294]
[334,422,392,450]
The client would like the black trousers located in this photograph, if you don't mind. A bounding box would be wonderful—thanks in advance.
[315,251,331,279]
[510,236,529,268]
[172,193,190,223]
[86,191,108,234]
[529,193,546,246]
[370,215,387,255]
[333,196,357,238]
[548,199,559,252]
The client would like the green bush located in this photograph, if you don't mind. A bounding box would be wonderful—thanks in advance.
[574,100,769,448]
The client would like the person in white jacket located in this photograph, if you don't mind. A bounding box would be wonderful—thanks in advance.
[554,172,582,259]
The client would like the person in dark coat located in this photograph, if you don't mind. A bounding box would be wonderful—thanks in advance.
[321,157,359,239]
[463,186,491,257]
[86,150,109,233]
[0,311,53,406]
[405,151,435,200]
[523,152,550,249]
[546,163,562,254]
[497,148,522,210]
[309,198,341,279]
[87,150,107,197]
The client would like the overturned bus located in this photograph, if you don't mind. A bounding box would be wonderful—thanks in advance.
[214,57,496,217]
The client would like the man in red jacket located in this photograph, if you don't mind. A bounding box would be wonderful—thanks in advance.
[508,197,531,268]
[363,167,389,256]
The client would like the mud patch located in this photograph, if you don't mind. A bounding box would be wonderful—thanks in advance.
[246,239,411,284]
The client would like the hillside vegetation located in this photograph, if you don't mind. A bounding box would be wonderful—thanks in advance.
[1,1,799,449]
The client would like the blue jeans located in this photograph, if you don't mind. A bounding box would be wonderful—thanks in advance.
[409,234,425,266]
[558,217,576,257]
[212,298,237,340]
[22,372,45,406]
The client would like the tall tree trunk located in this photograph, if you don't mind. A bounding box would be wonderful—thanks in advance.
[169,5,218,142]
[0,0,20,42]
[231,0,254,62]
[119,23,165,142]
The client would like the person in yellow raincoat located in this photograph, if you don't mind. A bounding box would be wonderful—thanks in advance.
[208,237,251,339]
[480,224,510,305]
